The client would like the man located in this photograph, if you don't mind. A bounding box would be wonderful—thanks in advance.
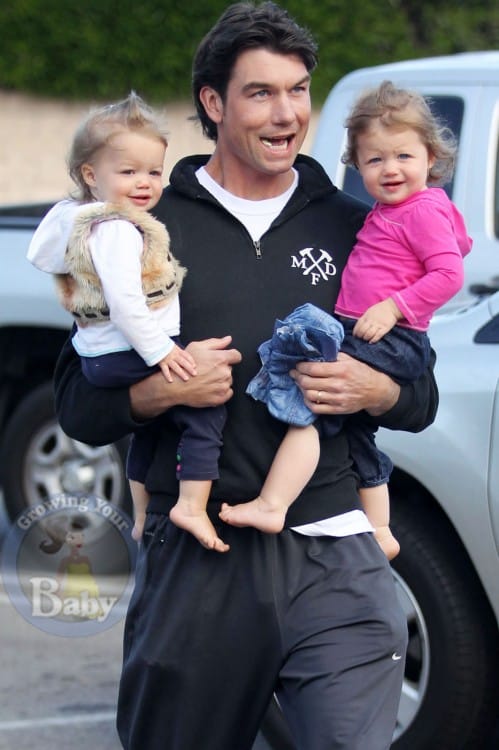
[54,3,438,748]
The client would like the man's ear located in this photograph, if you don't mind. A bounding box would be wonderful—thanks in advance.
[81,163,97,188]
[199,86,224,125]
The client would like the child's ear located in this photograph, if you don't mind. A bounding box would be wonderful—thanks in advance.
[81,163,97,188]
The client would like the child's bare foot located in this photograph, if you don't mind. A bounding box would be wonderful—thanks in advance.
[375,526,400,560]
[169,503,229,553]
[131,512,146,542]
[219,497,286,533]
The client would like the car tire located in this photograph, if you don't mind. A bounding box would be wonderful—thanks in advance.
[1,381,132,521]
[390,490,499,749]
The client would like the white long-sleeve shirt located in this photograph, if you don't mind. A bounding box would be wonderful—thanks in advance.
[28,200,179,365]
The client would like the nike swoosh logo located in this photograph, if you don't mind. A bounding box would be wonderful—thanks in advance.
[392,653,403,661]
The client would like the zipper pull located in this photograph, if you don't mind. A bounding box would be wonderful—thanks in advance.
[254,240,262,259]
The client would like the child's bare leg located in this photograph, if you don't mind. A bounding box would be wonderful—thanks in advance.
[360,484,400,560]
[129,479,150,541]
[170,480,229,553]
[220,425,320,533]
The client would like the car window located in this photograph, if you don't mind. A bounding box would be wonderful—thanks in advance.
[343,95,465,206]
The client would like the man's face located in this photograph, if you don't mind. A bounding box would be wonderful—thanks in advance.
[207,48,311,196]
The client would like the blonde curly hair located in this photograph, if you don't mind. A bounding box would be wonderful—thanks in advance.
[68,91,168,201]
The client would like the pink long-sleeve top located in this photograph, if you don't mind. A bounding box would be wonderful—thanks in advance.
[335,187,472,331]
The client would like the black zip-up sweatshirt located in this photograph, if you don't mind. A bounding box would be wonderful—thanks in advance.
[54,154,438,526]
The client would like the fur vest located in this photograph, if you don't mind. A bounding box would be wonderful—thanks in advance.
[55,202,186,323]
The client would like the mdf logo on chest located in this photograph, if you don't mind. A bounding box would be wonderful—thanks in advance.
[291,247,337,285]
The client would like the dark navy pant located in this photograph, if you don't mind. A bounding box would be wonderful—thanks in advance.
[332,318,430,486]
[81,347,225,483]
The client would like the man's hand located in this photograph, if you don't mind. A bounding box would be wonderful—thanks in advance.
[291,352,400,417]
[130,336,241,420]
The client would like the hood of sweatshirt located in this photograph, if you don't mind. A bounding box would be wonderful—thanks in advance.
[166,153,336,207]
[27,200,103,274]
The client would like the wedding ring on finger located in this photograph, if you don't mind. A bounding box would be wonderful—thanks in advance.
[316,390,323,404]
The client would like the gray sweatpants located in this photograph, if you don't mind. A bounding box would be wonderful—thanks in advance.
[117,514,407,750]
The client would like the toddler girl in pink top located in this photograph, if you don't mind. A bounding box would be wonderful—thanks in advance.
[332,80,471,556]
[220,81,471,560]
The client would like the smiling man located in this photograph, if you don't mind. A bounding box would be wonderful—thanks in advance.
[198,48,312,196]
[54,3,438,749]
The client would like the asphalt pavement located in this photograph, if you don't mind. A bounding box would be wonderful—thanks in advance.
[0,582,124,750]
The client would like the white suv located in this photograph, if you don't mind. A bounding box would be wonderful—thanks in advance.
[312,50,499,312]
[308,52,499,750]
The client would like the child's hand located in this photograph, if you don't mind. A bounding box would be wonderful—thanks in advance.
[159,345,197,383]
[353,299,402,343]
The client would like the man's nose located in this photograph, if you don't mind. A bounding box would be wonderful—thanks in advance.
[271,94,295,123]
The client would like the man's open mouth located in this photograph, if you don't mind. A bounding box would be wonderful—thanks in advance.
[261,136,292,150]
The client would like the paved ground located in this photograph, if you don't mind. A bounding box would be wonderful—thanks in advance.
[0,587,124,750]
[0,90,318,206]
[0,581,275,750]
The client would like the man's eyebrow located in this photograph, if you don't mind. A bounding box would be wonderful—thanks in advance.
[242,74,311,94]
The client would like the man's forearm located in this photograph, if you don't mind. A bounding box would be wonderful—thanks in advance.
[365,372,401,417]
[130,338,241,420]
[55,335,242,442]
[292,349,438,433]
[129,373,193,420]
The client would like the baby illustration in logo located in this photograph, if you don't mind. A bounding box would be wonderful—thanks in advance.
[37,515,115,621]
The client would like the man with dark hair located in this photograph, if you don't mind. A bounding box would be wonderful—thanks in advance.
[54,3,437,748]
[192,1,318,141]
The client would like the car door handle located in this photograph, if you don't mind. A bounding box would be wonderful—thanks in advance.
[469,277,499,296]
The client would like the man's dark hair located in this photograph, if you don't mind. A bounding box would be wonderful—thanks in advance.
[192,1,318,141]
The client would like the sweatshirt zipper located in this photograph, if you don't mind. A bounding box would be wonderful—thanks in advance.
[254,240,262,259]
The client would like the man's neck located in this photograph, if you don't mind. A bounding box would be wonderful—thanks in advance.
[204,154,297,200]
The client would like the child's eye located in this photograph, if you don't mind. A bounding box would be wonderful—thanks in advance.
[398,153,411,160]
[367,157,381,165]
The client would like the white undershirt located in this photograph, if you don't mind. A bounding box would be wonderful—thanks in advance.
[196,167,373,538]
[196,166,298,241]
